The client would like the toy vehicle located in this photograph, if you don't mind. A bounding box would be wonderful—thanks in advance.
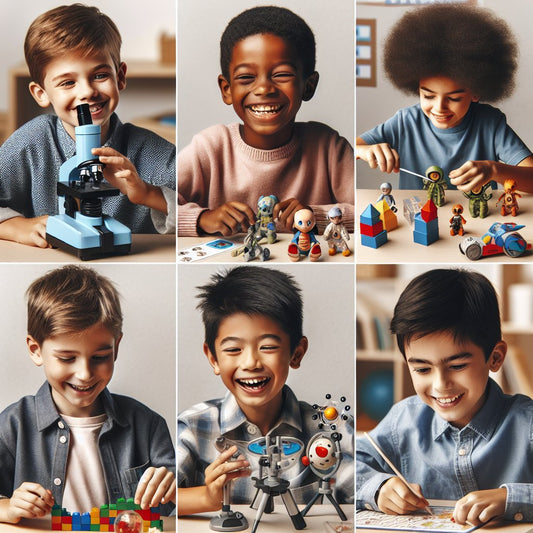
[459,222,531,260]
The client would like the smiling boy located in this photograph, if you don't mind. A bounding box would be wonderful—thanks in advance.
[0,266,175,523]
[0,4,175,248]
[178,266,353,516]
[356,4,533,193]
[178,5,354,237]
[356,269,533,526]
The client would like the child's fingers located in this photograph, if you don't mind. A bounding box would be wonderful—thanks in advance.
[136,468,175,509]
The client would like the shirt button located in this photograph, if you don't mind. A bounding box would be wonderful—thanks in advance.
[247,425,258,435]
[514,513,524,522]
[458,448,467,456]
[59,436,67,444]
[54,478,62,486]
[58,421,65,429]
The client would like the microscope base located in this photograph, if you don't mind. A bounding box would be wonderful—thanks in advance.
[209,510,249,532]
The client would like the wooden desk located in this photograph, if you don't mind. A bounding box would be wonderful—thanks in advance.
[357,189,533,263]
[178,233,354,263]
[0,235,175,263]
[0,516,175,532]
[178,504,354,532]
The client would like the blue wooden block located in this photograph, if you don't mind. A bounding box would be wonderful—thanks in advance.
[414,213,439,233]
[361,230,388,248]
[413,227,439,245]
[360,204,382,226]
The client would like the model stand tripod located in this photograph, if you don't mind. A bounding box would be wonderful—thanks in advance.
[249,435,306,533]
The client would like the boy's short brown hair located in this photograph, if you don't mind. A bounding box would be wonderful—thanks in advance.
[26,266,123,344]
[24,3,122,86]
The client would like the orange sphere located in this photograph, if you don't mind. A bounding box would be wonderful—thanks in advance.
[324,406,338,420]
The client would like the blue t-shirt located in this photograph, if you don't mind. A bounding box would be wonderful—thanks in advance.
[360,102,532,189]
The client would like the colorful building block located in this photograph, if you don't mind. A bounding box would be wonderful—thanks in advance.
[375,199,398,231]
[51,500,162,532]
[413,211,439,246]
[421,199,438,222]
[360,203,388,249]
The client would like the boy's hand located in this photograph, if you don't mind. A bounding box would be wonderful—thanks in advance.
[453,488,507,526]
[134,467,176,509]
[0,216,50,248]
[198,203,255,236]
[4,483,54,523]
[377,477,429,515]
[449,160,497,191]
[203,445,251,511]
[356,143,400,174]
[273,198,306,231]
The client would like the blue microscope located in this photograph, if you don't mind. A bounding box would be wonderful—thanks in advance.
[46,103,132,260]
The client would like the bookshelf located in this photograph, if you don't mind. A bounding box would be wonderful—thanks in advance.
[356,263,533,431]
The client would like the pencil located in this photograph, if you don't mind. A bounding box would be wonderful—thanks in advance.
[364,432,433,516]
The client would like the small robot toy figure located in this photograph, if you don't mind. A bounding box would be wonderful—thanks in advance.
[288,207,321,262]
[323,206,350,256]
[463,183,492,218]
[424,165,447,207]
[449,204,466,236]
[377,182,397,213]
[255,195,278,244]
[232,225,270,262]
[497,179,521,216]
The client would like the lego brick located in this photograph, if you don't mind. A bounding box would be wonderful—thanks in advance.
[359,220,384,237]
[361,231,388,249]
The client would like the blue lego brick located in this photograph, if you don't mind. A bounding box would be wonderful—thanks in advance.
[360,204,382,226]
[413,228,439,245]
[361,230,388,249]
[414,213,439,233]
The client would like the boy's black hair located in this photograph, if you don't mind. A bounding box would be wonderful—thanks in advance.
[390,269,501,361]
[384,4,517,102]
[196,266,303,358]
[220,6,316,80]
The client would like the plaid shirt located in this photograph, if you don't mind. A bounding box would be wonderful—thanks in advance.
[178,385,353,504]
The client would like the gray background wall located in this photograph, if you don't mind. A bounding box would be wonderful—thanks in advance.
[356,0,533,188]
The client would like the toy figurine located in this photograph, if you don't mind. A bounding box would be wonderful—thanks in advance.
[423,165,447,207]
[255,195,278,244]
[497,179,521,216]
[323,206,350,256]
[232,225,270,261]
[377,182,397,212]
[449,204,466,236]
[463,183,492,218]
[288,207,321,261]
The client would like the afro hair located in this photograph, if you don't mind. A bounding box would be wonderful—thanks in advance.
[384,4,518,102]
[220,6,316,81]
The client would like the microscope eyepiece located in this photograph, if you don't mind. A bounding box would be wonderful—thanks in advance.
[77,104,93,126]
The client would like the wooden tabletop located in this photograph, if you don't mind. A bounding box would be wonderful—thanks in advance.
[0,234,175,263]
[357,189,533,263]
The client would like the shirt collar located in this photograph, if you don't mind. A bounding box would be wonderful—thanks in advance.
[219,385,303,435]
[432,378,505,440]
[35,381,128,431]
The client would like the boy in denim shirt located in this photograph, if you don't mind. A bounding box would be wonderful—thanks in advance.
[0,4,175,247]
[357,269,533,526]
[0,266,175,523]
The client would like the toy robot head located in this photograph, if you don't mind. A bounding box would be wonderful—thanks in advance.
[425,165,443,182]
[257,195,278,215]
[380,182,392,194]
[504,179,516,193]
[452,204,463,215]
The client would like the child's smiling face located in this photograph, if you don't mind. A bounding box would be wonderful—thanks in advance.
[218,33,318,150]
[419,76,479,130]
[405,331,506,428]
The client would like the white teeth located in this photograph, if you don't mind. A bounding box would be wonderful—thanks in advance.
[435,394,461,404]
[70,384,93,391]
[237,377,270,387]
[89,104,103,113]
[249,104,282,114]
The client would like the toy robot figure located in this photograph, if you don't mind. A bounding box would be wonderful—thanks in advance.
[377,182,397,212]
[255,195,278,244]
[497,179,521,216]
[463,183,492,218]
[423,165,447,207]
[232,225,270,262]
[449,204,466,236]
[323,206,350,256]
[288,208,321,262]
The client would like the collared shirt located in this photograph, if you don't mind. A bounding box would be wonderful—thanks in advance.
[360,102,532,189]
[356,379,533,522]
[178,385,354,505]
[0,382,175,515]
[0,113,175,233]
